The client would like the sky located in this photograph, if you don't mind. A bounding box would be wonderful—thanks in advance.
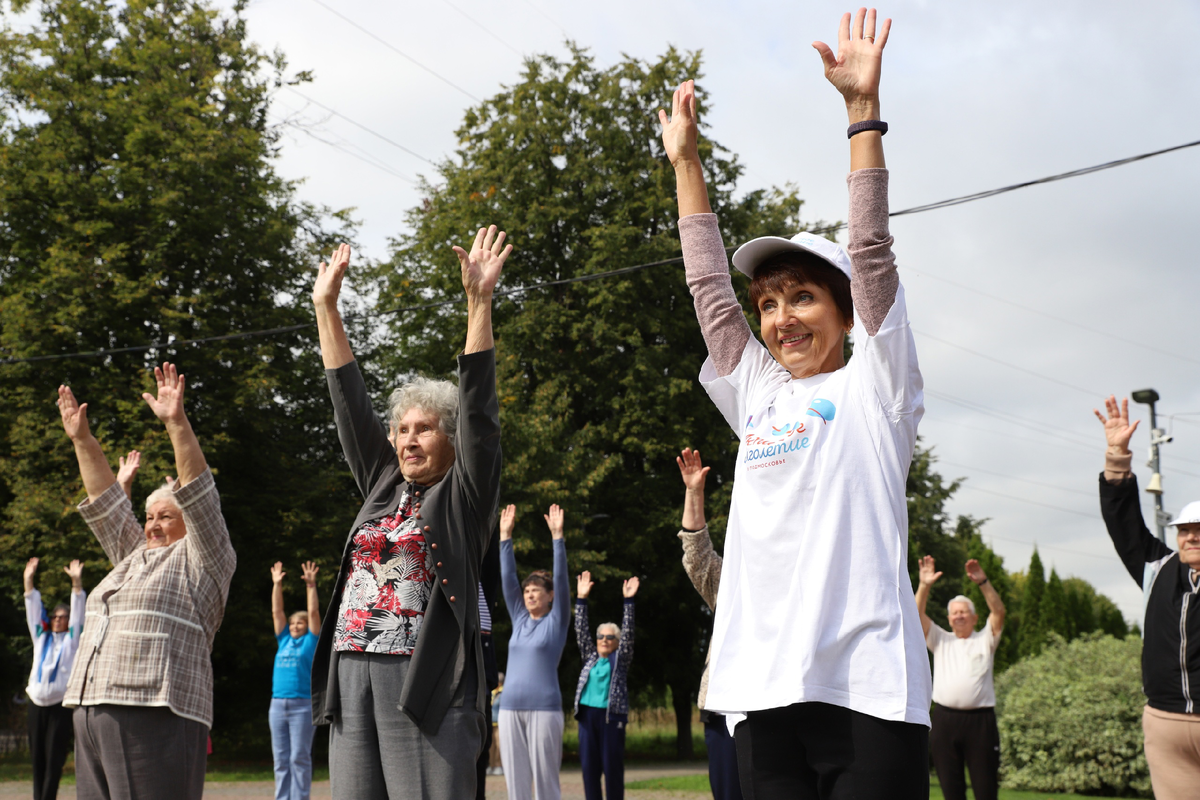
[15,0,1200,620]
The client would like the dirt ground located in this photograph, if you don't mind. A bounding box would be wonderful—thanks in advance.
[0,762,709,799]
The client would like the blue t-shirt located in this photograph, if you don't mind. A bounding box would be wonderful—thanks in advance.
[580,654,613,709]
[272,630,319,699]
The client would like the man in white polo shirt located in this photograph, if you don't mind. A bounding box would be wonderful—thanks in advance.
[916,555,1007,800]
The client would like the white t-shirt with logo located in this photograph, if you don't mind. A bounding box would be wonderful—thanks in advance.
[700,284,931,727]
[927,621,1002,709]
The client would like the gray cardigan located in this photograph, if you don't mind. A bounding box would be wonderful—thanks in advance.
[310,351,501,734]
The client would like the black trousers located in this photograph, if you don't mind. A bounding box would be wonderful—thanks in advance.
[28,702,73,800]
[929,706,999,800]
[703,713,744,800]
[475,631,499,800]
[578,705,626,800]
[733,701,928,800]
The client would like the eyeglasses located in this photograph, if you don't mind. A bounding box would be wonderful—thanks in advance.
[596,634,617,641]
[51,614,69,621]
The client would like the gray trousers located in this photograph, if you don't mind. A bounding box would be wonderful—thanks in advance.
[499,708,564,800]
[73,705,208,800]
[330,651,486,800]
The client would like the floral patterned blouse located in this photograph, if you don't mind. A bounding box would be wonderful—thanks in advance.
[333,490,433,654]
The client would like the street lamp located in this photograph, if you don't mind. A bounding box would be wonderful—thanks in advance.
[1132,388,1173,542]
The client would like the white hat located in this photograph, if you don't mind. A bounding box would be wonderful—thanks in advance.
[731,231,852,280]
[1168,501,1200,527]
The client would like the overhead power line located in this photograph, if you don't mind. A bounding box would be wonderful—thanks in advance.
[306,0,481,103]
[4,137,1199,366]
[913,329,1101,398]
[287,88,436,166]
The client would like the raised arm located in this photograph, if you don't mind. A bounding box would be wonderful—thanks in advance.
[313,243,354,369]
[141,363,206,487]
[65,560,86,633]
[915,555,941,639]
[966,559,1005,636]
[498,505,525,617]
[116,450,141,500]
[302,560,322,636]
[659,81,751,377]
[814,8,889,173]
[271,562,287,636]
[546,505,570,633]
[57,386,118,501]
[574,570,597,660]
[453,225,511,355]
[23,558,42,638]
[676,448,721,609]
[1094,395,1169,582]
[617,577,637,669]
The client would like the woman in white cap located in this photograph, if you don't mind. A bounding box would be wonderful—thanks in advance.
[1096,395,1200,800]
[659,8,929,798]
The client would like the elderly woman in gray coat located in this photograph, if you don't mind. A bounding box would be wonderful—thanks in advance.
[309,228,507,800]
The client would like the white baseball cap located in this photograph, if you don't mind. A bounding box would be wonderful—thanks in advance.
[1168,501,1200,527]
[731,231,852,280]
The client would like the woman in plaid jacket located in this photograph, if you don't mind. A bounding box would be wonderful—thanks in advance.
[573,572,637,800]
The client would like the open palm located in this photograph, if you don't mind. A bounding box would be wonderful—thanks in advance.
[453,225,511,298]
[141,363,187,424]
[813,8,890,102]
[1094,395,1139,451]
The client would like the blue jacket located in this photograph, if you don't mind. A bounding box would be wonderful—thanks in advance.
[573,598,634,722]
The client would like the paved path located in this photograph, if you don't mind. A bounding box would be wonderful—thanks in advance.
[0,763,708,798]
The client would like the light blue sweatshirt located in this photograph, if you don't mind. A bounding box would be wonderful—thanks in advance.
[499,537,569,710]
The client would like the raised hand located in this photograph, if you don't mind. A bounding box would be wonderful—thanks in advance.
[918,555,942,588]
[314,243,350,308]
[117,450,142,498]
[677,447,710,492]
[141,363,188,426]
[813,8,891,107]
[658,79,701,169]
[24,557,39,581]
[577,570,594,599]
[57,386,92,441]
[499,504,516,542]
[301,560,319,586]
[1093,395,1140,453]
[271,561,286,585]
[544,504,565,541]
[622,576,640,598]
[64,559,84,587]
[965,559,987,586]
[453,225,511,299]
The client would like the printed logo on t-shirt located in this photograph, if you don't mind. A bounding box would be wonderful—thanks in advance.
[743,399,836,470]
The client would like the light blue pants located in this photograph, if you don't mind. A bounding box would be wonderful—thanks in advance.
[269,697,315,800]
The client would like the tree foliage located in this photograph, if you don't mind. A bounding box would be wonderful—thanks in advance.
[0,0,356,752]
[1018,548,1047,658]
[997,633,1149,797]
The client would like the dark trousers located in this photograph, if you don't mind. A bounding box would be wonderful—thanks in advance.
[476,631,499,800]
[703,713,743,800]
[578,705,626,800]
[28,702,73,800]
[733,701,928,800]
[73,705,209,800]
[929,706,999,800]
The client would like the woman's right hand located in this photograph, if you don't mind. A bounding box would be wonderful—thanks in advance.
[918,555,942,588]
[658,80,701,170]
[499,504,516,542]
[271,561,286,585]
[676,447,710,492]
[1093,395,1139,453]
[117,450,141,493]
[57,386,91,442]
[577,570,594,599]
[313,243,350,308]
[544,504,565,541]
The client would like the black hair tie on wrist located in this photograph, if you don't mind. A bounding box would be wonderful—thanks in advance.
[847,120,888,139]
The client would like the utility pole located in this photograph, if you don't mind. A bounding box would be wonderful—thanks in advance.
[1132,388,1173,542]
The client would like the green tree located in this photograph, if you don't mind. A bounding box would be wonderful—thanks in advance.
[364,44,815,757]
[1040,568,1071,640]
[1018,549,1047,658]
[0,0,356,752]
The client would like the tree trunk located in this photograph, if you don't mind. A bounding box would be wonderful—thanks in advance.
[670,679,695,760]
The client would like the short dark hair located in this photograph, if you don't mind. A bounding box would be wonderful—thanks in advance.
[747,251,853,325]
[52,603,70,617]
[522,570,553,593]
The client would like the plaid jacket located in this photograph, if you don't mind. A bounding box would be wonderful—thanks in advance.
[63,469,236,727]
[572,598,634,722]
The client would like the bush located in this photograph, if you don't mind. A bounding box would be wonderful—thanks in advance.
[996,633,1150,797]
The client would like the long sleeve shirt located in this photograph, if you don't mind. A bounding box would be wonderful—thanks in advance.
[499,537,569,710]
[25,587,86,706]
[572,597,634,721]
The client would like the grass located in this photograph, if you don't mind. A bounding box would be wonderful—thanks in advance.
[624,773,1133,799]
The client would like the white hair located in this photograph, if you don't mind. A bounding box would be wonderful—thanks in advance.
[597,622,622,639]
[144,484,181,515]
[947,595,976,615]
[388,377,458,444]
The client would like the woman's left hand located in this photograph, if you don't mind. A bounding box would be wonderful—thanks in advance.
[813,8,890,109]
[622,576,640,598]
[301,560,319,586]
[453,225,511,300]
[544,504,565,541]
[141,363,189,426]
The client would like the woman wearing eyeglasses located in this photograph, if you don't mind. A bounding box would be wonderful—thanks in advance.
[572,572,638,800]
[23,556,86,800]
